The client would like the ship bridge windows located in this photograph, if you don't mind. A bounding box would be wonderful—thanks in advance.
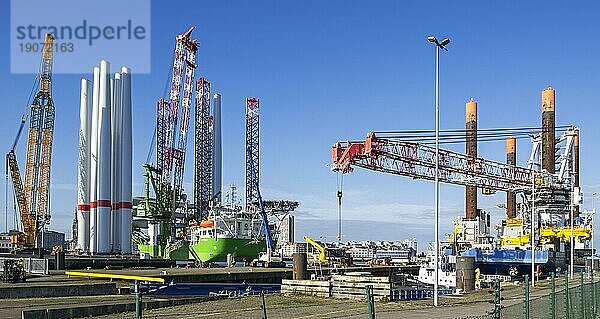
[199,229,216,237]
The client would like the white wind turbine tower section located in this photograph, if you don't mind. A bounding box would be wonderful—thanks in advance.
[96,60,112,253]
[79,61,133,254]
[89,66,100,254]
[77,79,91,252]
[120,67,133,254]
[110,73,122,252]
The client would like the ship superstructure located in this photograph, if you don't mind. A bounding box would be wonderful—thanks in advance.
[188,202,267,262]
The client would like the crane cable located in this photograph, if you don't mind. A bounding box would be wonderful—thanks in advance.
[5,60,43,233]
[371,125,571,146]
[146,54,175,164]
[373,125,572,135]
[336,171,343,243]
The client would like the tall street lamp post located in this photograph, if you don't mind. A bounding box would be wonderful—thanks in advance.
[427,35,450,307]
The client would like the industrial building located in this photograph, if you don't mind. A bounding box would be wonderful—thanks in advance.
[277,215,295,245]
[0,232,19,253]
[36,230,66,251]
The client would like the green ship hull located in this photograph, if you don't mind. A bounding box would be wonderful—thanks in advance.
[190,238,266,262]
[138,243,190,261]
[138,238,265,262]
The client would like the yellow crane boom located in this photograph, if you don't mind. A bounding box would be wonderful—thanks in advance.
[304,236,327,263]
[6,151,35,246]
[8,33,55,248]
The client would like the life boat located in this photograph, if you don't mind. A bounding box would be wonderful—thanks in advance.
[200,220,215,228]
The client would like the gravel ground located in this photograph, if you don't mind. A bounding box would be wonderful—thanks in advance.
[94,286,517,319]
[95,276,581,319]
[3,273,592,319]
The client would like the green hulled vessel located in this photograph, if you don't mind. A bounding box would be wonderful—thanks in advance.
[185,204,269,262]
[137,201,271,262]
[189,237,266,262]
[138,241,190,260]
[138,238,265,262]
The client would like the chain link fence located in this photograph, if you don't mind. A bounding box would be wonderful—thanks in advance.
[104,272,600,319]
[455,271,600,319]
[257,273,600,319]
[128,292,374,319]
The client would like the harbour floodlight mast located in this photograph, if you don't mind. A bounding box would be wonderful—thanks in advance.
[428,34,449,306]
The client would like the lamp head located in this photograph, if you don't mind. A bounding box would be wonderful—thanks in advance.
[440,38,450,47]
[427,36,438,44]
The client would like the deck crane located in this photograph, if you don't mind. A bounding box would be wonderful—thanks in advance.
[304,236,327,264]
[331,128,590,246]
[136,27,198,256]
[332,132,540,192]
[7,33,55,248]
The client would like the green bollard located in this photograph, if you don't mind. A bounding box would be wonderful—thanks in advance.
[551,272,556,319]
[135,282,142,319]
[566,272,570,319]
[524,274,530,319]
[365,285,375,319]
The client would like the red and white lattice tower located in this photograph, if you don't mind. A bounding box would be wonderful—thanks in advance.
[156,27,198,211]
[194,78,212,220]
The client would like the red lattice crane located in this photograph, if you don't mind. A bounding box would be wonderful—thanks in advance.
[331,132,536,192]
[157,27,198,212]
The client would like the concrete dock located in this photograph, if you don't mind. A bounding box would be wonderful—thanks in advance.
[65,265,419,283]
[0,265,420,318]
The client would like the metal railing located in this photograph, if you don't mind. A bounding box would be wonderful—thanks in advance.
[0,257,49,275]
[458,271,599,319]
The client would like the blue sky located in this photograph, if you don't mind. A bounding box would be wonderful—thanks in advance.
[1,1,599,250]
